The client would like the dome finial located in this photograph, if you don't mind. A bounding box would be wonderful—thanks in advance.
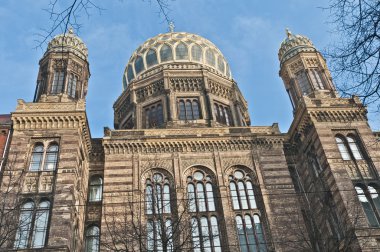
[286,28,292,38]
[68,26,74,35]
[169,21,175,33]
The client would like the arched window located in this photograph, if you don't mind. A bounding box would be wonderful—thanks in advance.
[14,200,51,249]
[335,136,351,160]
[347,136,363,160]
[14,201,34,249]
[335,135,364,161]
[146,173,172,214]
[67,73,77,98]
[191,44,203,62]
[176,42,188,60]
[144,102,164,128]
[44,144,59,170]
[134,56,145,75]
[236,214,267,252]
[31,201,50,248]
[29,142,59,172]
[127,64,135,83]
[217,55,225,73]
[89,176,103,202]
[309,69,325,90]
[214,102,233,126]
[187,171,215,212]
[296,70,312,95]
[229,170,257,210]
[191,216,221,252]
[355,185,380,227]
[146,49,158,68]
[29,144,44,171]
[85,226,100,252]
[178,98,201,120]
[205,49,215,66]
[160,44,173,62]
[51,71,64,94]
[147,219,173,252]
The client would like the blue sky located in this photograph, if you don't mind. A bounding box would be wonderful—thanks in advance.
[1,0,378,137]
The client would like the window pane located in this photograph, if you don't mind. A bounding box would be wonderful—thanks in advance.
[30,145,44,171]
[89,177,103,202]
[347,137,363,160]
[369,186,380,212]
[179,100,186,120]
[186,100,193,120]
[205,49,215,66]
[210,216,221,252]
[31,201,50,248]
[155,220,163,251]
[155,184,163,214]
[192,100,200,119]
[196,183,206,212]
[187,184,196,212]
[85,226,100,252]
[296,71,312,95]
[52,71,64,94]
[44,144,59,171]
[14,202,34,249]
[160,44,173,62]
[147,220,154,251]
[191,44,202,61]
[246,181,257,209]
[224,107,230,126]
[236,216,248,252]
[254,215,267,252]
[238,182,249,209]
[146,49,158,68]
[156,104,164,126]
[68,74,77,98]
[146,185,153,214]
[166,219,173,252]
[217,55,225,73]
[245,215,257,252]
[200,217,211,252]
[127,64,135,83]
[355,186,379,227]
[191,218,201,252]
[206,183,215,211]
[134,56,145,75]
[230,182,240,210]
[335,137,351,160]
[175,43,188,60]
[163,184,171,213]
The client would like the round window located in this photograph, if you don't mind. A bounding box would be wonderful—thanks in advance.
[193,171,204,181]
[234,171,244,179]
[153,173,163,182]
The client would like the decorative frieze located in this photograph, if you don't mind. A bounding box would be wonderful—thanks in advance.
[136,80,164,102]
[181,158,214,170]
[310,109,367,123]
[209,80,232,99]
[170,78,203,92]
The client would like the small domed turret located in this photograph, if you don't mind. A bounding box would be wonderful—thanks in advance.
[278,29,316,64]
[45,27,88,61]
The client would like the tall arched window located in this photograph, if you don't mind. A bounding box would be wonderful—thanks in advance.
[44,144,59,170]
[51,71,64,94]
[355,185,380,227]
[296,70,312,95]
[14,200,51,249]
[309,69,325,90]
[335,135,364,161]
[89,176,103,202]
[144,102,164,128]
[176,42,188,60]
[31,201,50,248]
[217,55,225,73]
[187,169,222,252]
[134,56,145,75]
[146,49,158,68]
[214,102,233,126]
[145,172,173,251]
[127,64,135,83]
[160,44,173,62]
[85,226,100,252]
[29,142,59,172]
[205,49,215,66]
[191,44,203,62]
[67,73,77,98]
[29,144,44,171]
[229,169,267,252]
[178,98,201,120]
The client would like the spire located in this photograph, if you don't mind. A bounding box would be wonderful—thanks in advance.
[286,28,292,39]
[68,26,74,35]
[169,21,175,33]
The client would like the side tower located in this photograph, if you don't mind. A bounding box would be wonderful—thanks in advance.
[280,30,380,251]
[2,29,91,251]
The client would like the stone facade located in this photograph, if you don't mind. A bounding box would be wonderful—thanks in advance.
[1,28,380,252]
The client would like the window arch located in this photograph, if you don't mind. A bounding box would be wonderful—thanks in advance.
[89,176,103,202]
[85,225,100,252]
[146,49,158,68]
[134,56,145,75]
[191,44,203,62]
[355,185,380,227]
[187,169,222,252]
[29,142,59,172]
[160,44,173,62]
[178,98,201,120]
[67,73,77,98]
[175,42,188,60]
[14,200,51,249]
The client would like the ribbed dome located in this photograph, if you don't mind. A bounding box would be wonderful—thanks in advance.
[45,28,88,61]
[278,29,316,64]
[123,32,231,89]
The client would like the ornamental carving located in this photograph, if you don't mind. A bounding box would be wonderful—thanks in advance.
[70,60,83,74]
[305,57,319,68]
[289,60,303,73]
[181,158,214,171]
[209,80,232,99]
[140,158,173,174]
[310,110,367,123]
[53,58,68,69]
[136,80,164,102]
[222,156,253,171]
[170,78,203,92]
